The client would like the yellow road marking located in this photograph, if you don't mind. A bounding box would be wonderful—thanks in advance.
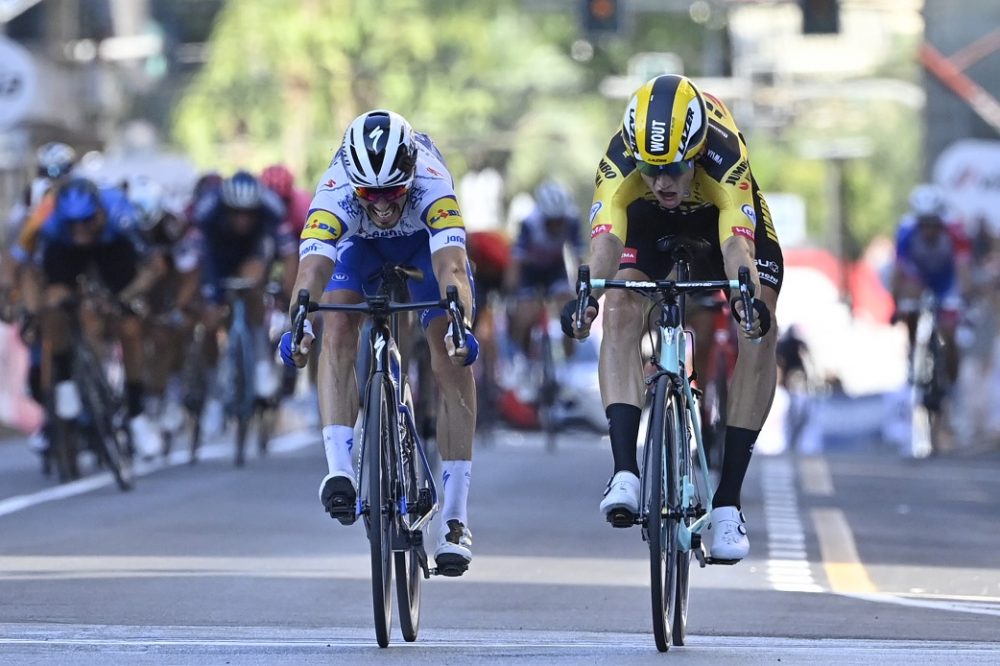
[798,456,834,496]
[811,508,877,593]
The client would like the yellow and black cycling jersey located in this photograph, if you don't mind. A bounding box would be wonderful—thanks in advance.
[590,92,778,248]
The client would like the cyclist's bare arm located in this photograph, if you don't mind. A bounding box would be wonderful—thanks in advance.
[568,231,622,339]
[431,246,474,321]
[721,235,764,339]
[118,254,167,304]
[432,245,476,364]
[288,253,334,363]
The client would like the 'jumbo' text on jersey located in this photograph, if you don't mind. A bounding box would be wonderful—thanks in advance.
[299,132,466,262]
[590,92,778,247]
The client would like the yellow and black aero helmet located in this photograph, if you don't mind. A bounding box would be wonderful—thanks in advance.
[621,74,708,166]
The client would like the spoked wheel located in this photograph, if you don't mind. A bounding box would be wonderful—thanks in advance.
[364,373,394,648]
[535,327,559,452]
[672,400,694,645]
[80,375,134,491]
[645,376,679,652]
[395,379,423,642]
[702,355,728,472]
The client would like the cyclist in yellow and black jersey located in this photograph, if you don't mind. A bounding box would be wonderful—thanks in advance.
[563,74,783,563]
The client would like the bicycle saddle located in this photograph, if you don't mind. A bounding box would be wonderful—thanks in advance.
[655,235,713,262]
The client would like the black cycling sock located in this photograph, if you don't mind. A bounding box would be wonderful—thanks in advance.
[714,426,759,509]
[52,352,73,383]
[606,403,642,476]
[125,382,144,418]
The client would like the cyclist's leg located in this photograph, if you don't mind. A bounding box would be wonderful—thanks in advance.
[410,251,475,569]
[315,242,372,519]
[97,237,162,458]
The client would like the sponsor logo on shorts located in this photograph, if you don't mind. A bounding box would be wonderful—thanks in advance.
[589,202,603,225]
[740,204,757,227]
[621,247,638,263]
[758,272,779,285]
[756,259,780,273]
[731,226,755,241]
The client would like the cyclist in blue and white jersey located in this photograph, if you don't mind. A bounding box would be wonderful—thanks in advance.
[278,109,479,573]
[892,183,972,387]
[504,180,584,355]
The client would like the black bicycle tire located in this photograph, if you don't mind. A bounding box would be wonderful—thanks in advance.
[77,350,134,491]
[365,372,394,648]
[395,377,423,642]
[646,374,679,652]
[48,414,80,483]
[672,396,693,645]
[539,330,558,452]
[706,351,729,472]
[229,328,254,467]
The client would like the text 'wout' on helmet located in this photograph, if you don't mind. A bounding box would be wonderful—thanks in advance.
[342,109,418,189]
[622,74,708,165]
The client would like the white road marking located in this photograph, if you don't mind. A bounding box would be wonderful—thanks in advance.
[0,430,318,518]
[761,457,823,593]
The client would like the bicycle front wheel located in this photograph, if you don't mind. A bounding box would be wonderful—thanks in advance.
[395,378,422,642]
[364,373,394,648]
[672,398,694,645]
[644,375,680,652]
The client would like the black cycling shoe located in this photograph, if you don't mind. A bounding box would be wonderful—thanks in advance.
[319,473,357,525]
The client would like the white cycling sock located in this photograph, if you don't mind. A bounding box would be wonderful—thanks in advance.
[322,425,355,475]
[440,460,472,526]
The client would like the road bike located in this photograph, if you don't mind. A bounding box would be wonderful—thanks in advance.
[900,291,949,457]
[526,289,560,452]
[292,266,468,648]
[574,236,756,652]
[43,280,135,490]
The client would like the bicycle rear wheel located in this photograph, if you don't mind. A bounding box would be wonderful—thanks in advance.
[395,378,423,642]
[538,330,558,453]
[364,373,394,648]
[644,375,680,652]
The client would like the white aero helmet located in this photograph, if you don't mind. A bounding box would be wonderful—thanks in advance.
[342,109,418,189]
[534,180,575,219]
[909,183,946,217]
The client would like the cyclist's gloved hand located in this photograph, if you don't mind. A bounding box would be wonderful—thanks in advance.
[560,296,600,339]
[445,321,479,366]
[278,318,314,368]
[730,297,771,340]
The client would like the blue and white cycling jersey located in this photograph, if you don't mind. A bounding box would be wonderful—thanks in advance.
[298,131,467,263]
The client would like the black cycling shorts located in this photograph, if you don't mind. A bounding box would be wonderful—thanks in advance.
[617,198,783,293]
[41,237,139,294]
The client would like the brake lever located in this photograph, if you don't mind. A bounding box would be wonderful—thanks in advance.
[446,285,467,350]
[575,264,591,331]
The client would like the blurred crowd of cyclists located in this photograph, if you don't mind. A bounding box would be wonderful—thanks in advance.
[2,139,999,486]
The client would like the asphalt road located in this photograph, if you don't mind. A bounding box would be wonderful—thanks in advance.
[1,420,998,665]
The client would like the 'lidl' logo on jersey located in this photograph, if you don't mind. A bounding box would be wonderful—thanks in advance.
[426,197,464,230]
[301,209,344,242]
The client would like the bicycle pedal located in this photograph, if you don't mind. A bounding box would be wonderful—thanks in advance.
[433,557,469,578]
[705,557,740,566]
[606,509,638,528]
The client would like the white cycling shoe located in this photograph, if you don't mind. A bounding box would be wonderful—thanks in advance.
[600,471,641,524]
[434,519,472,576]
[129,413,163,459]
[707,506,749,561]
[319,470,357,524]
